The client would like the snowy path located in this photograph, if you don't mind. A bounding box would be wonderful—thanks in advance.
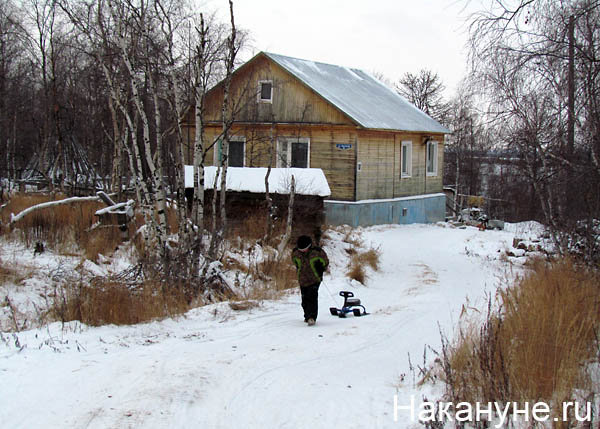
[0,224,519,428]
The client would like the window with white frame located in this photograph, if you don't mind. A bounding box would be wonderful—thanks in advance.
[228,138,245,167]
[213,136,245,167]
[277,137,310,168]
[426,140,438,176]
[401,141,412,178]
[257,80,273,103]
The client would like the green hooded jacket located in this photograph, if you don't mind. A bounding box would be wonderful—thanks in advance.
[291,246,329,287]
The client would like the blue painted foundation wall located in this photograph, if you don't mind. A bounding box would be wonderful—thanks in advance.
[324,193,445,227]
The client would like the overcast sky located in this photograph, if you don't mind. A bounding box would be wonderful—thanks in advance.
[204,0,486,98]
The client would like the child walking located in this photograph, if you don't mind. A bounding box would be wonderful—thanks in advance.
[291,235,329,326]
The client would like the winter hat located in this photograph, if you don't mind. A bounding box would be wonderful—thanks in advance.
[297,235,312,251]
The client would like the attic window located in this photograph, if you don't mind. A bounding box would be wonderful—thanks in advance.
[258,80,273,103]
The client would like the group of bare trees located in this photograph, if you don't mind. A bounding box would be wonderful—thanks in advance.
[398,1,600,261]
[1,0,249,274]
[467,0,600,260]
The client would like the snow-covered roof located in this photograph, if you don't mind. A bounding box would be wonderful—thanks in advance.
[184,166,331,197]
[263,52,450,134]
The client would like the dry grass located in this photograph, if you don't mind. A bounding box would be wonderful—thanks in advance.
[347,263,366,284]
[2,193,327,327]
[51,279,193,326]
[342,229,363,248]
[255,252,297,293]
[0,256,35,286]
[346,246,381,284]
[81,226,124,262]
[0,257,17,285]
[2,193,106,250]
[357,248,381,271]
[228,212,267,241]
[1,193,151,260]
[229,300,260,311]
[442,258,600,407]
[222,249,298,302]
[226,211,285,245]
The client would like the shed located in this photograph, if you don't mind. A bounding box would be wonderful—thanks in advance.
[184,166,330,237]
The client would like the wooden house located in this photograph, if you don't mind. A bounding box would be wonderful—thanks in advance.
[182,52,450,226]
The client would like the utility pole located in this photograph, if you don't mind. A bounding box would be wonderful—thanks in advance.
[568,15,575,159]
[567,15,575,211]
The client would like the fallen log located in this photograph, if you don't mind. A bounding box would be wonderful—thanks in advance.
[9,194,113,225]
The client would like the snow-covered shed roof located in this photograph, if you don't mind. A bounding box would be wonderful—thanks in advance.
[263,52,450,134]
[184,166,331,197]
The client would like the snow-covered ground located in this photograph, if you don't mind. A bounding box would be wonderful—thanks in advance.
[0,223,535,428]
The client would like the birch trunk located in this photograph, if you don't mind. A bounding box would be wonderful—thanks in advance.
[147,71,170,255]
[191,13,208,235]
[207,165,220,260]
[11,113,17,187]
[264,124,275,242]
[277,175,295,261]
[108,0,167,255]
[213,0,237,255]
[108,96,123,195]
[102,60,154,247]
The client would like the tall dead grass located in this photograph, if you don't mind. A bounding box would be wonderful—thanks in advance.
[258,253,298,292]
[347,247,381,284]
[222,250,298,304]
[80,226,125,262]
[51,279,193,326]
[442,258,600,408]
[2,193,104,249]
[0,193,177,260]
[226,210,285,244]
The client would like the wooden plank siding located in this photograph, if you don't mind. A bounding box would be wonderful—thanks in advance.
[309,129,356,201]
[356,131,395,200]
[185,128,444,203]
[201,55,356,126]
[355,131,445,201]
[197,124,357,201]
[181,52,447,204]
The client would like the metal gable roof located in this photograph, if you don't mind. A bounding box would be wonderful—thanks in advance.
[263,52,450,134]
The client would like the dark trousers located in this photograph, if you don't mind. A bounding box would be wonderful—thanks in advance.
[300,283,320,320]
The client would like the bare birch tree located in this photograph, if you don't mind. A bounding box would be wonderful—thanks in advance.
[468,0,600,260]
[207,0,239,261]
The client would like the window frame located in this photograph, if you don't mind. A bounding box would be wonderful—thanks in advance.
[426,140,439,177]
[213,136,246,167]
[257,80,273,104]
[401,140,412,178]
[276,137,310,168]
[228,137,246,167]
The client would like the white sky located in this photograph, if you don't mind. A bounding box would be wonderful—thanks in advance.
[204,0,485,98]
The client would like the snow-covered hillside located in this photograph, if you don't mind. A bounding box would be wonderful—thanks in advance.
[0,223,536,428]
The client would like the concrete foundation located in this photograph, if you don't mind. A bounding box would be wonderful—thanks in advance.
[324,193,445,227]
